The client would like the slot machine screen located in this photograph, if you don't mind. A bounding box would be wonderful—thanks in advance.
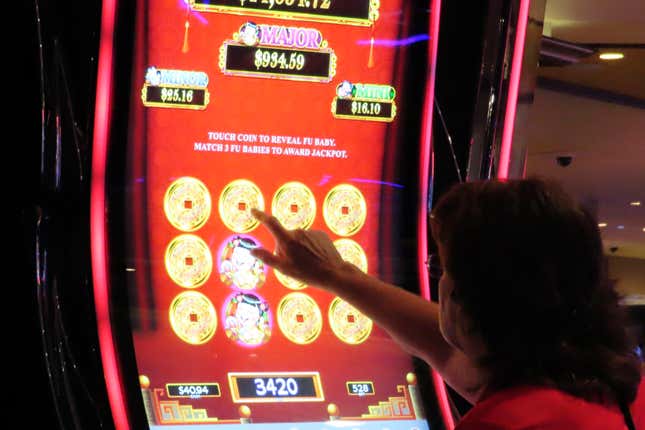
[119,0,442,428]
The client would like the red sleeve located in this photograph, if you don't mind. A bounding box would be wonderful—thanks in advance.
[456,422,510,430]
[632,377,645,428]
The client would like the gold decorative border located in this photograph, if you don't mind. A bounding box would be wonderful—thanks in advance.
[141,84,210,110]
[219,41,337,83]
[153,389,220,423]
[190,0,379,27]
[228,371,324,403]
[331,97,397,123]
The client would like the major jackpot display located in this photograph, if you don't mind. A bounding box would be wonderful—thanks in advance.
[126,0,436,428]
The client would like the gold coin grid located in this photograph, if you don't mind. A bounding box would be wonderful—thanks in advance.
[163,177,373,346]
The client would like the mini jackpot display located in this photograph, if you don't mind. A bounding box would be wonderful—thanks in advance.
[93,0,447,428]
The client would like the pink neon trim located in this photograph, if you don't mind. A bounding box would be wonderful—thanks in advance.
[498,0,531,179]
[90,0,131,428]
[418,0,455,428]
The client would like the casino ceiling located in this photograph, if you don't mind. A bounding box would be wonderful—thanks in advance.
[526,0,645,259]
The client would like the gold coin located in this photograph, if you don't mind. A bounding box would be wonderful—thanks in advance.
[333,238,368,273]
[163,177,211,232]
[323,184,366,236]
[165,234,213,288]
[271,182,316,230]
[169,291,217,345]
[277,293,322,345]
[274,268,307,290]
[328,297,372,345]
[219,179,265,233]
[218,235,266,291]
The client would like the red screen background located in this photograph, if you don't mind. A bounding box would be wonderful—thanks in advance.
[125,0,433,423]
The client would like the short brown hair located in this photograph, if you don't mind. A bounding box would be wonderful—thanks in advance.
[431,177,641,403]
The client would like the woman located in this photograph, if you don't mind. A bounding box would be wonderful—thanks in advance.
[250,177,644,429]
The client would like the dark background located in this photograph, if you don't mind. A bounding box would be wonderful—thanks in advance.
[16,0,105,427]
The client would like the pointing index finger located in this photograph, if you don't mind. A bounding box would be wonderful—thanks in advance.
[251,208,291,243]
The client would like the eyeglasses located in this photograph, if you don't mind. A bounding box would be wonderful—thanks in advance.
[425,253,444,280]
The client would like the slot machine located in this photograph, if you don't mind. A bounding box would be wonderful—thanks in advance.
[90,0,450,429]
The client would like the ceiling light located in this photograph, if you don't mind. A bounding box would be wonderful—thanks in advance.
[630,201,641,206]
[598,222,607,228]
[617,225,625,230]
[599,52,624,60]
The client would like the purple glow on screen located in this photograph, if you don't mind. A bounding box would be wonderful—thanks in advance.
[350,178,404,189]
[179,0,209,25]
[357,34,429,47]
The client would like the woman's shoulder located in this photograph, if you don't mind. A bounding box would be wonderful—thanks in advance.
[455,384,636,430]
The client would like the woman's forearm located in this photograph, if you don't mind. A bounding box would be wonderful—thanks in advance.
[325,263,486,403]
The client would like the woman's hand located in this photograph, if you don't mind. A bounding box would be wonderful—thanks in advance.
[251,210,485,401]
[250,208,350,290]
